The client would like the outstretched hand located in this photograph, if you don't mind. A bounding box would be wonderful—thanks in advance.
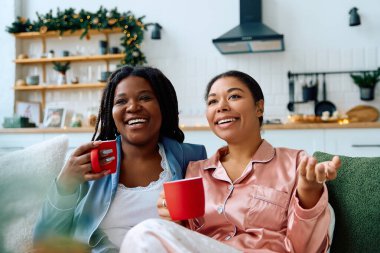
[296,155,341,209]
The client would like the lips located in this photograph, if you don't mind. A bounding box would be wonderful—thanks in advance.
[215,117,238,125]
[126,118,147,125]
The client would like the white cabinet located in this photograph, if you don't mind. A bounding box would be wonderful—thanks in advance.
[1,127,379,157]
[261,129,325,155]
[184,130,226,155]
[186,128,380,157]
[0,131,93,156]
[325,129,380,157]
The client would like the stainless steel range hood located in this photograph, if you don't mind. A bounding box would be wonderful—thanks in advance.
[213,0,284,54]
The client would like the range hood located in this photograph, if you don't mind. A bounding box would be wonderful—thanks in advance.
[213,0,284,54]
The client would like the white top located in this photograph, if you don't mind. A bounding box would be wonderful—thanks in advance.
[99,143,172,248]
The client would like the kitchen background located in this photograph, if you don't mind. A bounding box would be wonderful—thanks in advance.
[0,0,379,155]
[0,0,380,156]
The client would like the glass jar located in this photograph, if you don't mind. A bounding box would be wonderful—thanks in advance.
[87,106,98,127]
[70,113,83,127]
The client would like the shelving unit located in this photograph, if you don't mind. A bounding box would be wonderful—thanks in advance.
[13,28,124,123]
[15,54,125,64]
[14,83,106,91]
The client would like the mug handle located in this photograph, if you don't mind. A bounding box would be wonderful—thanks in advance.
[90,148,102,173]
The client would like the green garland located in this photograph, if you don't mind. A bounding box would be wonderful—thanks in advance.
[6,6,149,66]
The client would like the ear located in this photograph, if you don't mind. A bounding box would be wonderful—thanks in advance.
[255,99,264,117]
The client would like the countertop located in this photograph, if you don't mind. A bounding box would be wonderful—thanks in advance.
[1,122,380,133]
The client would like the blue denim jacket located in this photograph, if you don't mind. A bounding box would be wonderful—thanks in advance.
[33,136,207,252]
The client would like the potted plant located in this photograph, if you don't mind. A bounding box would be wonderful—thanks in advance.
[52,62,71,85]
[350,68,380,101]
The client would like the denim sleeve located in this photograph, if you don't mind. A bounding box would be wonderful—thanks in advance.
[90,229,119,253]
[33,179,80,242]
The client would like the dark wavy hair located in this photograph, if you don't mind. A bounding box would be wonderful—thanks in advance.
[92,65,184,142]
[205,70,264,126]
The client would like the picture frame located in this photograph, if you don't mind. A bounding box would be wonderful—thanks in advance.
[15,101,41,124]
[43,107,66,128]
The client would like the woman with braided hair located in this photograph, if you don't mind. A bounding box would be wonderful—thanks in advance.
[33,66,207,252]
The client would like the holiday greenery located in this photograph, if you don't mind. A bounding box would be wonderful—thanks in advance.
[6,6,149,66]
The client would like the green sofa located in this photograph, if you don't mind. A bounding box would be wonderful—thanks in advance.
[314,152,380,253]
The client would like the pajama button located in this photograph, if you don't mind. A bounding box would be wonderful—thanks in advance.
[228,185,234,190]
[217,206,223,214]
[225,235,231,241]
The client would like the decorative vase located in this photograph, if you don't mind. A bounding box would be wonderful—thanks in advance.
[57,73,67,85]
[360,87,375,101]
[99,40,108,55]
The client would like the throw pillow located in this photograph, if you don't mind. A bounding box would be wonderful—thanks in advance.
[0,135,68,253]
[314,152,380,253]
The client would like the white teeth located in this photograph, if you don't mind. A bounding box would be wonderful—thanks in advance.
[217,118,236,125]
[127,118,147,125]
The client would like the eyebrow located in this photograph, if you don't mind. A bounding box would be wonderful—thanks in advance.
[207,87,245,98]
[114,90,154,98]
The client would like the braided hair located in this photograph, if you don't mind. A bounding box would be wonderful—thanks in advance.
[205,70,265,126]
[92,65,184,142]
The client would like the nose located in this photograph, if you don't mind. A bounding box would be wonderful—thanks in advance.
[126,100,141,113]
[216,99,230,113]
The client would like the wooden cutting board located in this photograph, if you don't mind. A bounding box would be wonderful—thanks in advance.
[346,105,379,122]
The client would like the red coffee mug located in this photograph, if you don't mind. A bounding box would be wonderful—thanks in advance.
[163,177,205,221]
[90,140,117,174]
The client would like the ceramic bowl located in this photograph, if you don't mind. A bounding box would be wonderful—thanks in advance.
[26,75,40,85]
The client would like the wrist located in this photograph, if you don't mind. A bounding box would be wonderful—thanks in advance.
[296,184,324,209]
[56,175,79,195]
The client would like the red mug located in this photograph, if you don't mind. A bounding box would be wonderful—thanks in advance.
[90,140,117,174]
[163,177,205,221]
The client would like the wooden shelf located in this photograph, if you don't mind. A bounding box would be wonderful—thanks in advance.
[12,28,120,118]
[13,28,123,39]
[14,83,106,91]
[15,54,125,64]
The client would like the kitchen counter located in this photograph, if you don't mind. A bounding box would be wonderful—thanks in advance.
[1,122,380,133]
[263,121,380,130]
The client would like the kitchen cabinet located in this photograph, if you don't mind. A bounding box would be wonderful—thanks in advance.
[0,128,93,156]
[325,129,380,157]
[262,128,380,157]
[13,28,124,121]
[261,129,325,155]
[1,124,379,157]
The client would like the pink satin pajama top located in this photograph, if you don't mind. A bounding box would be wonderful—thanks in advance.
[186,140,330,253]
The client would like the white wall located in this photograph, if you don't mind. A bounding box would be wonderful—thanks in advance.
[0,0,18,121]
[1,0,380,126]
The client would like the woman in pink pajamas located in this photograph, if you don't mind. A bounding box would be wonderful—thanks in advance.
[121,70,341,253]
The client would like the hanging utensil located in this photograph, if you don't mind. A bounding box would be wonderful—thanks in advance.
[287,75,295,111]
[314,73,336,116]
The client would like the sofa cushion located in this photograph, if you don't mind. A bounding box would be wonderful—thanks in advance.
[0,135,68,253]
[314,152,380,253]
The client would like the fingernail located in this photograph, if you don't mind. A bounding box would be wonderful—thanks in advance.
[101,149,113,155]
[105,156,115,162]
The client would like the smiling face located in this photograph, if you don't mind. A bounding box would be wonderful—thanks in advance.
[112,76,162,146]
[206,76,264,144]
